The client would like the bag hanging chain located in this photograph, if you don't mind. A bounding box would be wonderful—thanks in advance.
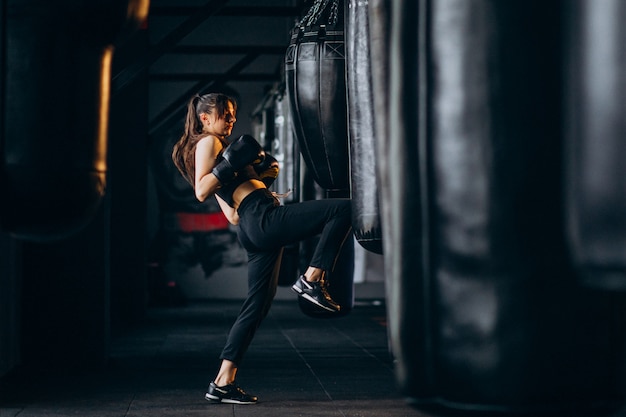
[328,0,339,26]
[296,0,340,28]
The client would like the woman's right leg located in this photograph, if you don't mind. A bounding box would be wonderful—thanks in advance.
[238,192,352,311]
[261,198,352,272]
[262,199,352,311]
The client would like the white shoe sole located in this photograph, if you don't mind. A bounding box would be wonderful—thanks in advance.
[300,293,339,312]
[205,393,256,405]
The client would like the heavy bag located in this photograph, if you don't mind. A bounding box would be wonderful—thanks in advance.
[345,0,383,254]
[285,0,350,193]
[563,0,626,290]
[383,0,429,400]
[297,162,354,318]
[273,85,302,287]
[0,0,148,241]
[272,85,300,205]
[385,0,626,413]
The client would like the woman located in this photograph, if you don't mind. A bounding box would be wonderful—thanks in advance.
[172,92,352,404]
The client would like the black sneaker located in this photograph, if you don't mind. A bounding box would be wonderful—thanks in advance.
[291,275,341,312]
[205,382,258,404]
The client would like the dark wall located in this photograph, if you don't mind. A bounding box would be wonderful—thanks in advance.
[0,234,21,377]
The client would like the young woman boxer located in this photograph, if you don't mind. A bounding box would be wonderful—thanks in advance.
[172,92,352,404]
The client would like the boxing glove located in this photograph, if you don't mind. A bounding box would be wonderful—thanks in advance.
[253,153,280,187]
[212,135,265,184]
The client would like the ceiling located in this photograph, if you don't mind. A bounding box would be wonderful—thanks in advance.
[114,0,309,140]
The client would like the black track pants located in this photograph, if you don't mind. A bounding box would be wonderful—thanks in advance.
[219,189,352,365]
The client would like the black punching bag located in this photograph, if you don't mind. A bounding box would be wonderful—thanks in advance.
[272,84,302,287]
[345,0,383,254]
[564,0,626,290]
[384,0,626,413]
[286,0,354,317]
[1,0,148,241]
[298,160,355,319]
[285,0,349,193]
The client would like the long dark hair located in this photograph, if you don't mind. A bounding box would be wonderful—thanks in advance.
[172,93,237,187]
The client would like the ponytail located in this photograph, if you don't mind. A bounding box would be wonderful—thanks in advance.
[172,93,236,188]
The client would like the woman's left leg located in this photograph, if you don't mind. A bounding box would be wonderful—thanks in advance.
[206,248,282,404]
[217,247,283,371]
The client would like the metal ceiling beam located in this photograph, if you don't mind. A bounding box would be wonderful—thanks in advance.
[149,52,260,138]
[112,0,230,95]
[149,6,300,17]
[167,45,287,55]
[150,73,280,82]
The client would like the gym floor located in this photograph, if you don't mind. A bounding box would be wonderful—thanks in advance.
[0,299,427,417]
[2,299,626,417]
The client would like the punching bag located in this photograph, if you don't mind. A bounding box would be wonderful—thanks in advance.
[563,0,626,290]
[286,0,354,316]
[285,0,349,193]
[383,0,626,413]
[272,85,302,287]
[297,159,354,319]
[345,0,383,254]
[272,85,300,205]
[0,0,149,241]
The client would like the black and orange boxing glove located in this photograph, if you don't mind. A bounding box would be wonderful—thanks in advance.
[212,135,265,184]
[253,153,280,187]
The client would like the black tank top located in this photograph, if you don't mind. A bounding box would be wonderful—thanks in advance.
[215,164,261,207]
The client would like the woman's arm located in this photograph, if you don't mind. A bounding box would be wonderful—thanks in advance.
[194,136,222,202]
[195,136,240,225]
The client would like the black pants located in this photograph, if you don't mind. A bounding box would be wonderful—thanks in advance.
[219,189,352,365]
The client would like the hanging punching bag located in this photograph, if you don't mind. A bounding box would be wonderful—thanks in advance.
[382,0,429,400]
[345,0,383,254]
[272,83,301,287]
[285,0,349,193]
[563,0,626,290]
[384,0,626,413]
[0,0,148,241]
[297,159,355,319]
[286,0,354,317]
[272,84,300,205]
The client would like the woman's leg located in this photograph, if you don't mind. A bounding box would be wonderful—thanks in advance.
[260,198,352,272]
[213,359,238,387]
[260,199,352,311]
[218,248,282,366]
[206,248,283,404]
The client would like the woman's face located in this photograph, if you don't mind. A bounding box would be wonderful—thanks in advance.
[203,101,236,138]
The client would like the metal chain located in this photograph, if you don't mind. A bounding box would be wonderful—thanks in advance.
[327,0,339,26]
[308,0,331,26]
[297,0,321,27]
[297,0,339,28]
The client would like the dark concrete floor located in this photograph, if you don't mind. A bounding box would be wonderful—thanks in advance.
[0,299,428,417]
[2,298,626,417]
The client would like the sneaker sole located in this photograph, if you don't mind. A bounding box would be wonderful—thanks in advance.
[300,293,339,312]
[205,393,257,405]
[291,283,303,294]
[205,393,221,403]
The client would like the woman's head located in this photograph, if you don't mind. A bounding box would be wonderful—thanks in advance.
[187,93,238,136]
[197,94,237,139]
[172,92,237,186]
[198,93,237,118]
